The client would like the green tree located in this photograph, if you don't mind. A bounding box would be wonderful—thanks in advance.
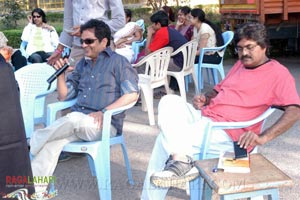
[1,0,26,29]
[147,0,168,11]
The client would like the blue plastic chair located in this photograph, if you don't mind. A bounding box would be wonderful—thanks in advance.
[189,107,276,200]
[20,40,70,59]
[132,38,146,63]
[194,31,234,92]
[46,99,136,200]
[19,41,28,58]
[14,63,57,139]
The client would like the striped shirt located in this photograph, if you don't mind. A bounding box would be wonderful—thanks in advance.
[65,47,139,133]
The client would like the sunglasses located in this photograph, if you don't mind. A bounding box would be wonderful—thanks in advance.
[33,15,41,18]
[80,38,98,45]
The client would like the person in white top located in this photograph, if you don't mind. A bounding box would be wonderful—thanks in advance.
[21,8,59,63]
[191,8,224,64]
[114,9,143,63]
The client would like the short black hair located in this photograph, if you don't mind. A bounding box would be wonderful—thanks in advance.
[150,10,169,27]
[32,8,47,24]
[179,6,191,15]
[80,19,111,47]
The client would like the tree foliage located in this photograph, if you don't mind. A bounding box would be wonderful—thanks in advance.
[146,0,168,11]
[0,0,26,29]
[146,0,191,11]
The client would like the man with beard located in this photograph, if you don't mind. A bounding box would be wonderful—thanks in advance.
[141,22,300,200]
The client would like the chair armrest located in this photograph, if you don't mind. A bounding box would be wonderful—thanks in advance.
[101,101,137,142]
[198,107,276,159]
[211,107,276,129]
[35,87,56,100]
[46,98,77,125]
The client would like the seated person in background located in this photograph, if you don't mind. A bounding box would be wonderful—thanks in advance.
[191,8,224,64]
[141,11,187,95]
[0,32,27,70]
[21,8,59,63]
[114,9,143,63]
[29,19,139,198]
[170,6,193,41]
[140,22,300,200]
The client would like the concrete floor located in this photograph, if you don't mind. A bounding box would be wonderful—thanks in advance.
[48,56,300,200]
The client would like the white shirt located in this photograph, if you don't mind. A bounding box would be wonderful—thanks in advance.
[21,23,59,56]
[59,0,125,48]
[193,22,224,56]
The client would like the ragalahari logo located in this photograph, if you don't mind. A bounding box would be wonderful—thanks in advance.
[6,176,56,187]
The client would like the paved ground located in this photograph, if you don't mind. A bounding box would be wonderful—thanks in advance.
[48,56,300,200]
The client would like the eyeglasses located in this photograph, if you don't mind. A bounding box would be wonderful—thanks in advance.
[235,44,258,53]
[33,15,41,18]
[80,38,98,45]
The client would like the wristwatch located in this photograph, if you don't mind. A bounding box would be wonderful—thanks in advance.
[101,108,107,113]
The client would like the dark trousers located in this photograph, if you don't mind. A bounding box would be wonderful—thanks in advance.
[195,51,222,64]
[11,50,27,71]
[28,51,52,63]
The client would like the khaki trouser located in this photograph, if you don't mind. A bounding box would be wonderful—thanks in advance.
[30,112,116,193]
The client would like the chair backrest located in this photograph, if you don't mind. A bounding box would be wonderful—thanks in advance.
[136,19,145,34]
[133,47,173,84]
[196,107,276,160]
[171,39,198,73]
[221,31,234,50]
[15,63,57,138]
[132,39,147,63]
[199,31,234,61]
[20,41,28,58]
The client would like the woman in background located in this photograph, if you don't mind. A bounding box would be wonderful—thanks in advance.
[170,6,193,41]
[21,8,59,63]
[191,8,224,64]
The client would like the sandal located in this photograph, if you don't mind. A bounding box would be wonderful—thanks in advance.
[153,91,167,99]
[150,155,199,188]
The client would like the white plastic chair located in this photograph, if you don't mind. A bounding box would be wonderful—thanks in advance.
[14,63,56,139]
[195,31,234,92]
[132,47,173,126]
[46,99,136,200]
[189,107,276,200]
[167,39,198,101]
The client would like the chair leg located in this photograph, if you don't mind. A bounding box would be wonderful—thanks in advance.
[184,75,191,92]
[189,176,205,200]
[87,155,96,176]
[176,75,187,101]
[141,87,155,125]
[191,71,199,95]
[140,90,148,112]
[119,135,134,185]
[212,69,219,85]
[90,150,112,200]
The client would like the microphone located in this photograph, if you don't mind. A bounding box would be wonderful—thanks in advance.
[47,58,75,84]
